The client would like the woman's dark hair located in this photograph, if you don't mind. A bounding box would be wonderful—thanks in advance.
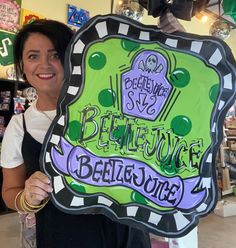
[14,19,74,79]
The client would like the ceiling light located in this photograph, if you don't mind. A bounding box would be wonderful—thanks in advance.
[196,12,209,23]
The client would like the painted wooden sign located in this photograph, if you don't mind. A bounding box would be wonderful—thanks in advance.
[67,4,89,29]
[41,15,236,237]
[0,0,21,33]
[0,30,15,79]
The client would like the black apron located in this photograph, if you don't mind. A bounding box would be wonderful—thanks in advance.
[21,115,151,248]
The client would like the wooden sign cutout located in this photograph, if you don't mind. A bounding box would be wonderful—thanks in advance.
[40,15,236,237]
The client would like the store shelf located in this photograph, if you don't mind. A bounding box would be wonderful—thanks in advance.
[0,78,28,214]
[222,187,233,196]
[219,117,236,197]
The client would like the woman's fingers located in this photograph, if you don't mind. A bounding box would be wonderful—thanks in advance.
[26,171,52,192]
[24,171,53,205]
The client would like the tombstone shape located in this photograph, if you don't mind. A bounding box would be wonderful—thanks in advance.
[121,50,172,120]
[40,14,236,237]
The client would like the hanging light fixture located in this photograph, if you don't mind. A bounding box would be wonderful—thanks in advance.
[115,0,144,22]
[208,0,231,40]
[209,19,231,40]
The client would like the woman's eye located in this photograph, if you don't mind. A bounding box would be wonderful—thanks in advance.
[51,53,60,59]
[28,54,38,60]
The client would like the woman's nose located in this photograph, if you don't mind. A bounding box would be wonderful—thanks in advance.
[40,55,51,67]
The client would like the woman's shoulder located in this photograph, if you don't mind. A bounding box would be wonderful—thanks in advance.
[6,102,37,134]
[24,101,39,119]
[3,113,24,141]
[1,113,24,168]
[7,113,24,129]
[7,103,36,131]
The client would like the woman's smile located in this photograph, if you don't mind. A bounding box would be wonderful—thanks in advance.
[36,73,56,80]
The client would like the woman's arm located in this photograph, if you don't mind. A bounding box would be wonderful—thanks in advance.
[2,165,53,211]
[2,164,26,210]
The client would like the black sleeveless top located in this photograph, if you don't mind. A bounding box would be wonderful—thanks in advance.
[21,115,151,248]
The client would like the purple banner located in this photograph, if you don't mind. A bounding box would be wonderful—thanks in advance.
[51,137,206,210]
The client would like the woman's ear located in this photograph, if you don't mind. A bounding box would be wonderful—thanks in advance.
[21,63,28,82]
[22,73,27,81]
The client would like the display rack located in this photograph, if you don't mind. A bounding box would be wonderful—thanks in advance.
[220,116,236,196]
[0,78,28,214]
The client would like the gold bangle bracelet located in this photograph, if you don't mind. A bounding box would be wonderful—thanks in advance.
[24,196,49,209]
[19,190,49,213]
[20,192,41,213]
[20,198,34,213]
[19,191,32,213]
[14,190,26,214]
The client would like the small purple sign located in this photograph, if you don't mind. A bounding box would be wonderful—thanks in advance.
[121,50,172,120]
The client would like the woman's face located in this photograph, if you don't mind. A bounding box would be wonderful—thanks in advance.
[22,32,64,98]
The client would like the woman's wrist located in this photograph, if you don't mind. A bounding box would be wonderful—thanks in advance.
[14,189,49,214]
[14,189,25,213]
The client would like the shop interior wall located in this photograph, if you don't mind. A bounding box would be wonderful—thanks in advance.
[21,0,111,22]
[141,8,236,57]
[22,0,235,57]
[115,0,236,57]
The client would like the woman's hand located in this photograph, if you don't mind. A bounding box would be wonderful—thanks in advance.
[24,171,53,206]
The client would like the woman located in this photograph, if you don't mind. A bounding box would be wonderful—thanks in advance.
[1,19,151,248]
